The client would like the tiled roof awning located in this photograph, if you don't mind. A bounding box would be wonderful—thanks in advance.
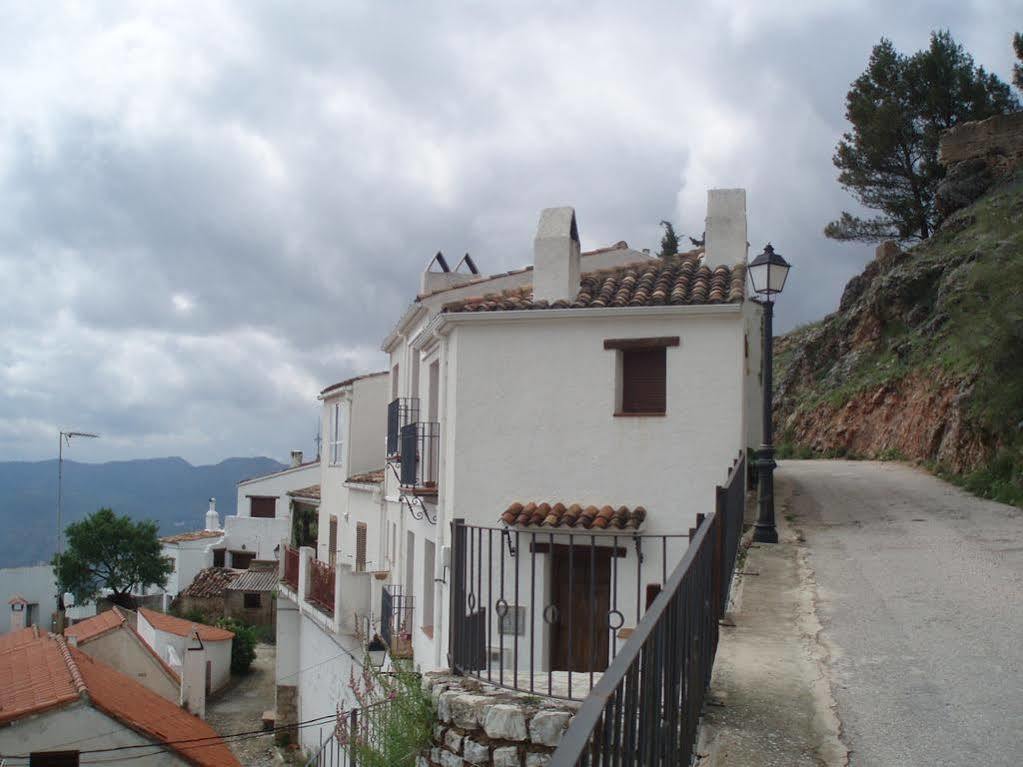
[501,502,646,530]
[346,469,385,485]
[443,254,745,313]
[180,567,241,599]
[287,484,321,501]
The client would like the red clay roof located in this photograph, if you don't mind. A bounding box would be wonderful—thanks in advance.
[180,567,242,599]
[0,631,84,726]
[501,502,647,530]
[160,529,224,544]
[0,625,42,653]
[139,608,234,642]
[442,254,745,313]
[71,647,240,767]
[65,607,125,643]
[346,469,385,485]
[287,484,321,500]
[320,370,388,396]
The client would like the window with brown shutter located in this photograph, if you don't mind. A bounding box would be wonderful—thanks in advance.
[620,347,667,414]
[213,548,225,567]
[30,752,79,767]
[329,516,338,568]
[355,523,367,572]
[249,496,277,518]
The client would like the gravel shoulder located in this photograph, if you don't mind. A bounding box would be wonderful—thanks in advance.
[206,642,281,766]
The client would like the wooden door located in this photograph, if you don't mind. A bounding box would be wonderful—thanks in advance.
[205,661,212,694]
[550,545,611,672]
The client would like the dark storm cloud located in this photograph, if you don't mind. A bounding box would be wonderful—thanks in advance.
[0,0,1016,462]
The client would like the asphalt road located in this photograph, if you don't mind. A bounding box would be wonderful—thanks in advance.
[782,460,1023,767]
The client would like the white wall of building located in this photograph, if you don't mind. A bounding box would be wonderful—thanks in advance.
[162,537,223,597]
[0,703,188,766]
[0,565,58,633]
[236,462,320,521]
[74,627,180,701]
[137,615,233,693]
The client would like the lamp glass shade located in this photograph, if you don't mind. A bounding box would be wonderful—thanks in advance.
[367,635,388,669]
[748,244,791,296]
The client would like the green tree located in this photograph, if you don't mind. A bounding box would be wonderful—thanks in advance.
[217,617,258,674]
[658,220,680,258]
[1014,32,1023,91]
[53,508,172,607]
[826,31,1019,243]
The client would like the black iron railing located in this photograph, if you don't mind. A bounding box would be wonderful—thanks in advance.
[399,422,440,492]
[548,454,746,766]
[304,700,394,767]
[448,521,694,700]
[387,398,420,458]
[382,585,415,659]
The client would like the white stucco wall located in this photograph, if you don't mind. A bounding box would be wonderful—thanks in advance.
[236,462,320,521]
[445,308,747,531]
[0,564,58,633]
[137,615,233,693]
[77,627,180,701]
[0,703,188,765]
[162,537,222,597]
[349,374,388,476]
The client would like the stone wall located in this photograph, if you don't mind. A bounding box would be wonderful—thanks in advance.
[275,684,299,745]
[936,112,1023,219]
[420,674,578,767]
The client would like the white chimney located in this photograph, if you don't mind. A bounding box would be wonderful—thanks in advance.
[704,189,748,268]
[290,450,303,468]
[180,631,207,719]
[533,207,581,303]
[205,498,220,532]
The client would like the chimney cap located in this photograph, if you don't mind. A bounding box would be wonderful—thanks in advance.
[535,207,579,244]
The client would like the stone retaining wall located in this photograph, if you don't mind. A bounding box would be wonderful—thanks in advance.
[419,673,579,767]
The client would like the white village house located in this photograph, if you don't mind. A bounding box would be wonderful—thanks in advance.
[275,189,763,755]
[136,607,235,696]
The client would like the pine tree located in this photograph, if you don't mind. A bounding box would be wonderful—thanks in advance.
[658,220,680,258]
[826,31,1019,243]
[1013,32,1023,92]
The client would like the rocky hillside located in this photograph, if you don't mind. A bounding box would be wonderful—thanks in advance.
[775,114,1023,505]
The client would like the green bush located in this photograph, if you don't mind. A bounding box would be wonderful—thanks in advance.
[216,617,258,674]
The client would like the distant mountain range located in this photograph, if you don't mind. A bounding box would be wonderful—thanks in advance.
[0,456,287,568]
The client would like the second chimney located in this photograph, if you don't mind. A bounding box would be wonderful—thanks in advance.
[290,450,303,467]
[533,207,581,304]
[704,189,748,269]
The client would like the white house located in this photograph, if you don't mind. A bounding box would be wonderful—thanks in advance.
[136,607,234,695]
[2,564,97,634]
[0,627,239,766]
[64,607,181,702]
[275,200,763,756]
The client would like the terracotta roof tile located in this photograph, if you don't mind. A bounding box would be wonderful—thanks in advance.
[160,529,224,544]
[442,253,746,313]
[0,625,41,653]
[65,607,125,643]
[346,469,385,485]
[287,484,321,500]
[180,568,242,599]
[500,502,647,530]
[139,608,234,642]
[0,632,83,726]
[71,647,240,766]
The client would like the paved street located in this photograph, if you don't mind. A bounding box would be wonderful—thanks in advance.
[784,460,1023,766]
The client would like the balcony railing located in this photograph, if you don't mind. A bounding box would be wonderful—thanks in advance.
[549,454,746,766]
[399,421,440,493]
[283,545,300,591]
[307,558,336,615]
[381,585,415,659]
[386,397,420,458]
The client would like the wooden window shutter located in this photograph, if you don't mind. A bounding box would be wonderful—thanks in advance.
[356,523,367,572]
[213,548,225,567]
[621,347,666,413]
[250,497,276,518]
[328,516,338,568]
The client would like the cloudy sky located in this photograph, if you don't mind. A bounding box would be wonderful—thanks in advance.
[1,1,1018,464]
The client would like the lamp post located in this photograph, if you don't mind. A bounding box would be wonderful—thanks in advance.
[57,430,100,558]
[747,244,791,544]
[367,634,388,670]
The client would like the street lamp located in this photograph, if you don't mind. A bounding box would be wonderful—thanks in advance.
[57,431,100,558]
[748,244,791,544]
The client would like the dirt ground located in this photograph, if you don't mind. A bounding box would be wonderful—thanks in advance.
[206,643,281,766]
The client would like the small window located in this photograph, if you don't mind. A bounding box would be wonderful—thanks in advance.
[232,551,255,570]
[250,496,276,518]
[243,592,261,609]
[355,523,367,572]
[329,402,345,466]
[165,556,176,573]
[213,549,226,568]
[620,347,667,414]
[30,752,80,767]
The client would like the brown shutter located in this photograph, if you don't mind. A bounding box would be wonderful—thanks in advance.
[356,523,367,572]
[621,348,666,413]
[249,497,276,518]
[30,752,80,767]
[328,516,338,568]
[213,548,225,567]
